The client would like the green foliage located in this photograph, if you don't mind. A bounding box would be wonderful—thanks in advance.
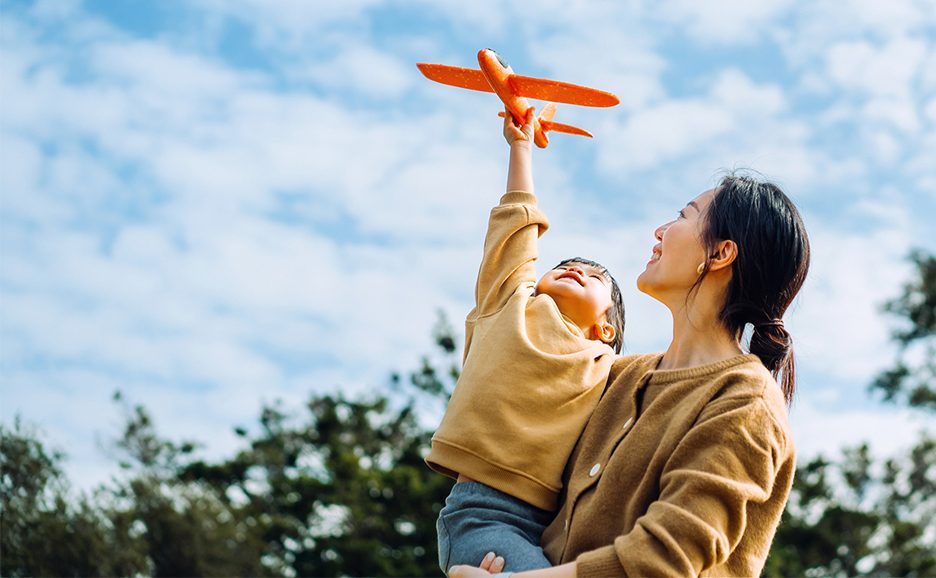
[105,397,275,577]
[766,249,936,577]
[764,437,936,577]
[1,417,149,577]
[179,394,453,576]
[1,311,459,577]
[872,250,936,412]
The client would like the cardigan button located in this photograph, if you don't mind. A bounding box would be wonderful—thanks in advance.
[623,417,633,430]
[589,463,600,476]
[564,518,569,531]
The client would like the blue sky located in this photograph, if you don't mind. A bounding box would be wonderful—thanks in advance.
[2,0,935,491]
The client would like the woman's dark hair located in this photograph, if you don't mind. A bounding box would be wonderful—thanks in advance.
[696,174,810,404]
[555,258,625,354]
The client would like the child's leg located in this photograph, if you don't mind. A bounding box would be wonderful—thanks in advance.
[436,481,552,574]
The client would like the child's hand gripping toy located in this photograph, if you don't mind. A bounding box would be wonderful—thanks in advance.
[417,49,620,148]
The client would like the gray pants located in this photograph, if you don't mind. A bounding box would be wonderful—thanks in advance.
[436,481,553,574]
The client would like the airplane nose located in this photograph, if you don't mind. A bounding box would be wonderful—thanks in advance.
[485,49,509,69]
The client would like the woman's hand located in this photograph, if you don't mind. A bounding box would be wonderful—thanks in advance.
[448,551,505,577]
[450,558,579,578]
[504,106,535,148]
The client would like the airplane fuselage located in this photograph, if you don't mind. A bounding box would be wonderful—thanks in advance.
[477,49,549,148]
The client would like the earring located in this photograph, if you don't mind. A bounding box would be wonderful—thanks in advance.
[697,263,705,275]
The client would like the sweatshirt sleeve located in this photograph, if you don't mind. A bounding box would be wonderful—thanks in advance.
[471,191,549,320]
[576,393,794,577]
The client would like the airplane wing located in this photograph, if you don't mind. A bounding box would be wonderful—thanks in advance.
[418,62,619,108]
[509,75,619,108]
[416,63,494,93]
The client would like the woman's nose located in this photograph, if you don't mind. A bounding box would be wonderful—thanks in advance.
[654,222,671,241]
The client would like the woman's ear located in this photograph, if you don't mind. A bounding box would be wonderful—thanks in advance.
[708,239,738,272]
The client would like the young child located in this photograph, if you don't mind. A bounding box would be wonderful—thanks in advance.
[427,107,625,574]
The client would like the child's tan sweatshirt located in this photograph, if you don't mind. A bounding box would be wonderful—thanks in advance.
[426,191,615,512]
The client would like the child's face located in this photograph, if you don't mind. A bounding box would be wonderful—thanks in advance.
[535,262,614,334]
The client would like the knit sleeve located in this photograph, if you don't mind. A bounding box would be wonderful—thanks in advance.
[471,191,549,319]
[577,392,794,577]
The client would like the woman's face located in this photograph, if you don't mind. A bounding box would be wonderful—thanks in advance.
[637,190,715,304]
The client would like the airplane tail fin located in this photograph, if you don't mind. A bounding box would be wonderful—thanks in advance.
[537,103,557,123]
[535,103,593,138]
[540,120,593,138]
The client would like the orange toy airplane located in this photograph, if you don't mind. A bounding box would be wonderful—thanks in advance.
[417,49,619,148]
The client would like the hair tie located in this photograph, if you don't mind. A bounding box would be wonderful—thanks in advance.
[755,319,784,330]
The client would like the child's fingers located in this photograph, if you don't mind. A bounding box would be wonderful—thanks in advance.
[503,106,527,144]
[503,106,516,130]
[521,106,536,139]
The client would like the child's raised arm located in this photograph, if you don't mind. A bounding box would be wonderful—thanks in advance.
[505,106,536,194]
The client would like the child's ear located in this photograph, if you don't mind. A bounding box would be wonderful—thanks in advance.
[592,323,615,345]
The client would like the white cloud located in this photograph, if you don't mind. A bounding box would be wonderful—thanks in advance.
[926,96,936,123]
[596,69,793,173]
[605,100,734,169]
[710,68,787,114]
[777,0,936,69]
[826,37,928,99]
[526,28,667,112]
[862,97,921,134]
[792,216,913,383]
[191,0,385,52]
[656,0,797,44]
[789,400,934,460]
[297,45,415,98]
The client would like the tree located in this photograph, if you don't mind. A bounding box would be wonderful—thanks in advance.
[180,311,459,576]
[104,396,276,577]
[0,417,149,577]
[872,249,936,412]
[763,438,936,577]
[1,311,460,577]
[764,250,936,577]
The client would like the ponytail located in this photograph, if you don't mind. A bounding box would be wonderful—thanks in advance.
[699,174,810,405]
[750,320,794,403]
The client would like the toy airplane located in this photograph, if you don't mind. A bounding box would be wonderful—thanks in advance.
[417,49,619,148]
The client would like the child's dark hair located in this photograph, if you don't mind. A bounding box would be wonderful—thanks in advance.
[555,258,625,354]
[695,173,810,405]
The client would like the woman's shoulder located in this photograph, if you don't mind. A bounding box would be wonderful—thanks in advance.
[717,354,786,408]
[702,356,791,445]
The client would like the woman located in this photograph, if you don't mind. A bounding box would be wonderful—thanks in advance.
[452,173,810,577]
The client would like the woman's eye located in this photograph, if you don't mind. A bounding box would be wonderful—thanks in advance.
[678,210,686,219]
